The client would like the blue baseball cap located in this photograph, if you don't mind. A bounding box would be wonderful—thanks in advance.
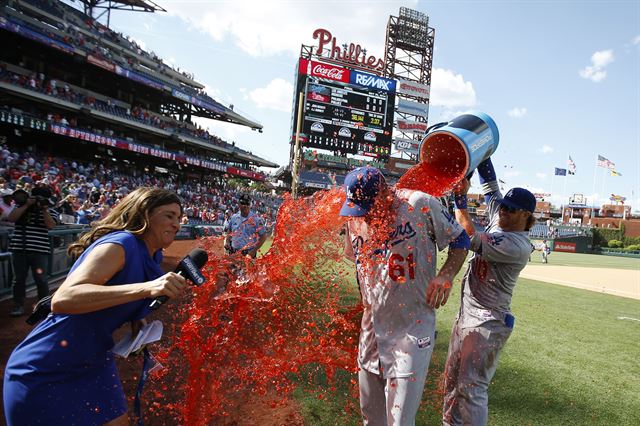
[340,166,386,217]
[500,187,536,213]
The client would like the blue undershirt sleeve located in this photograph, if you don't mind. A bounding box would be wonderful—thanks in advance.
[449,229,471,250]
[477,158,499,204]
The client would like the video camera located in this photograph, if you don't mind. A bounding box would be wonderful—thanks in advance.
[13,186,54,209]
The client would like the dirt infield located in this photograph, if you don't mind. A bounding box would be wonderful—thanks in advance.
[521,264,640,300]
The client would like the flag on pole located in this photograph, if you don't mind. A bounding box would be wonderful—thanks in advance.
[611,169,622,176]
[596,155,615,170]
[567,156,576,175]
[555,167,567,176]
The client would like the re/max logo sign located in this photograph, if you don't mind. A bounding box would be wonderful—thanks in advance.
[350,71,396,92]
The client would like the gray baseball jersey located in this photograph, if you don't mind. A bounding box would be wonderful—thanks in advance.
[460,191,532,326]
[347,189,464,378]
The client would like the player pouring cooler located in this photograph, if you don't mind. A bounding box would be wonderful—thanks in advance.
[442,158,536,426]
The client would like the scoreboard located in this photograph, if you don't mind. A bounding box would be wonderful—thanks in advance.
[294,58,396,158]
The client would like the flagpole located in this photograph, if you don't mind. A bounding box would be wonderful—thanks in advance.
[550,172,556,208]
[591,157,598,216]
[562,173,568,211]
[600,167,607,205]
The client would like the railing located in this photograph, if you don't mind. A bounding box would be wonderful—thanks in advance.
[0,225,88,298]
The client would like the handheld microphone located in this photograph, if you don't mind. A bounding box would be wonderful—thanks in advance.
[149,248,209,310]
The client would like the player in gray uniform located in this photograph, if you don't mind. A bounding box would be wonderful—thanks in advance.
[442,158,536,426]
[340,166,470,426]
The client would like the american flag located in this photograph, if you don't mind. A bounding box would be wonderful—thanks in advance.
[567,156,576,175]
[596,155,615,170]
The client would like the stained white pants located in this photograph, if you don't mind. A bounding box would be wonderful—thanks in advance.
[359,367,429,426]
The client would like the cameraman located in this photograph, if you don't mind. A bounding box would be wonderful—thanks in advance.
[7,184,59,317]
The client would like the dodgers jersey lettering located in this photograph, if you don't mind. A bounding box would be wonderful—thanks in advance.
[348,189,464,378]
[462,191,532,319]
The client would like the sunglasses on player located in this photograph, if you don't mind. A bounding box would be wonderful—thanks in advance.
[499,204,521,214]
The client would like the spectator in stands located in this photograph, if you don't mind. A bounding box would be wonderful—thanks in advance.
[0,188,14,222]
[3,187,187,425]
[7,184,59,317]
[224,194,267,258]
[57,194,77,224]
[76,199,96,225]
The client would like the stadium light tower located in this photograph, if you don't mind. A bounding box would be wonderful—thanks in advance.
[383,7,435,162]
[75,0,166,28]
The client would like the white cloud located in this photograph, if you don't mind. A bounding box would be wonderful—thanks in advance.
[633,35,640,45]
[536,172,547,179]
[436,109,469,122]
[249,78,293,112]
[507,107,527,118]
[539,145,554,154]
[430,68,476,108]
[165,1,416,58]
[192,116,251,143]
[579,49,614,82]
[503,170,522,178]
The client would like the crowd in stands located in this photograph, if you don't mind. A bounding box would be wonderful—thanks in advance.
[528,223,592,238]
[0,146,282,229]
[0,66,241,152]
[4,0,228,112]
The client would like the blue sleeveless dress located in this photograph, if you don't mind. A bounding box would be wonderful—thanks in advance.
[3,231,163,425]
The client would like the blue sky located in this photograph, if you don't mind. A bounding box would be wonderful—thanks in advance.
[81,0,639,211]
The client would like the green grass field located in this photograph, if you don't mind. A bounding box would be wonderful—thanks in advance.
[527,249,640,270]
[289,250,640,425]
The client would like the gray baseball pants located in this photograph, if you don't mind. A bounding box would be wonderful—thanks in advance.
[442,318,512,426]
[359,366,429,426]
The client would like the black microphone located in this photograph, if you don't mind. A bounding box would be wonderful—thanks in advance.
[149,248,209,310]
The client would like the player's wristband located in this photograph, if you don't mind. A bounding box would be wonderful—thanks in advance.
[454,194,468,210]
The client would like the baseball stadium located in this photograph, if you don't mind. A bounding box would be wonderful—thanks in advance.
[0,1,638,425]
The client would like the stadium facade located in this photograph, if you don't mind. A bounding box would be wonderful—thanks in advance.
[0,0,277,188]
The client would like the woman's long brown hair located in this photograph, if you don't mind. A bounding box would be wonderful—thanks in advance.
[67,187,182,258]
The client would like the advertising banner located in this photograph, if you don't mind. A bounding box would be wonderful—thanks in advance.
[227,167,265,181]
[396,119,428,135]
[396,79,430,99]
[554,242,577,253]
[394,138,420,154]
[115,65,165,91]
[299,58,350,83]
[350,70,396,92]
[171,89,225,114]
[0,17,75,54]
[87,55,116,72]
[397,98,429,117]
[386,157,416,174]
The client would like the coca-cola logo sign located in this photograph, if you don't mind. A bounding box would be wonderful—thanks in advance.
[312,64,346,80]
[300,59,350,82]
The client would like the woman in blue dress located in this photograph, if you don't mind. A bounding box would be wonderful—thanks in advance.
[4,187,188,425]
